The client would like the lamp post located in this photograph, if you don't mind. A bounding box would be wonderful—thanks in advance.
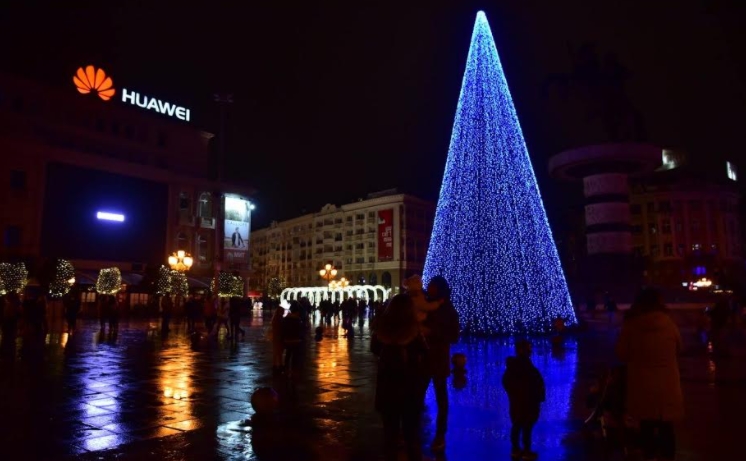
[319,263,338,302]
[319,263,338,284]
[329,277,349,303]
[329,277,349,290]
[168,250,194,272]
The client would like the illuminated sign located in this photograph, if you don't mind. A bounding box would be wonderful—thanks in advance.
[97,212,125,222]
[377,209,394,262]
[73,66,115,101]
[223,197,254,264]
[121,89,191,122]
[74,64,190,121]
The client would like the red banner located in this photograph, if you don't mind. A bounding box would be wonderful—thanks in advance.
[378,209,394,262]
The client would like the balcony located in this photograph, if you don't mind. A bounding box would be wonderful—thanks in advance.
[200,217,216,229]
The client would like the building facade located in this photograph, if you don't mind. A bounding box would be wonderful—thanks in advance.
[628,161,742,288]
[0,69,254,286]
[250,191,434,294]
[550,144,743,295]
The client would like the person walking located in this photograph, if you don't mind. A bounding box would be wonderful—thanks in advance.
[229,296,244,341]
[422,275,460,453]
[371,293,429,461]
[616,287,683,461]
[63,288,81,333]
[184,294,199,334]
[281,302,304,377]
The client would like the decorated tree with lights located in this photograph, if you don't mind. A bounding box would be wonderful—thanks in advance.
[96,267,122,295]
[155,266,188,297]
[49,259,76,298]
[156,266,172,295]
[423,11,577,334]
[170,271,189,298]
[267,276,286,299]
[0,262,28,295]
[213,272,244,298]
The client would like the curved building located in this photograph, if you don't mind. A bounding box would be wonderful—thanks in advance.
[549,143,661,256]
[550,143,742,295]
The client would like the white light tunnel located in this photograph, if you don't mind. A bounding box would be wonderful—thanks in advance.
[280,285,392,305]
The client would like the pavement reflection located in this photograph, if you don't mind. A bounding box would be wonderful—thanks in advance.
[0,310,742,460]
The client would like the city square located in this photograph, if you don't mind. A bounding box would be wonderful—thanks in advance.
[0,311,744,460]
[2,3,746,461]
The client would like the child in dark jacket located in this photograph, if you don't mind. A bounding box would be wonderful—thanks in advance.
[502,340,546,460]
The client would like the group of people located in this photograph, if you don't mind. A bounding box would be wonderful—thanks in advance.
[370,280,690,461]
[370,275,460,461]
[1,288,85,353]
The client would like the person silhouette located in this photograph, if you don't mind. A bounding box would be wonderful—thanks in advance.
[232,227,244,247]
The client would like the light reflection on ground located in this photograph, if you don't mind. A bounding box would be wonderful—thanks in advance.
[0,310,743,460]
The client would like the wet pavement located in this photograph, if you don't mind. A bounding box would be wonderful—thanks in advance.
[0,310,744,460]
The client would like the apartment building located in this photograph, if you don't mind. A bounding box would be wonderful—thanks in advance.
[250,191,434,293]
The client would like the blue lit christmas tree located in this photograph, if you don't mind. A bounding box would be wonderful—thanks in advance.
[423,11,577,335]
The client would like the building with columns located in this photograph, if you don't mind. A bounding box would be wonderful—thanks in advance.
[249,190,434,294]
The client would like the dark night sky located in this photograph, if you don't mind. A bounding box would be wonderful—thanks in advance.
[1,2,744,228]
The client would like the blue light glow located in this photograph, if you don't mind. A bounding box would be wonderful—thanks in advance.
[97,211,125,222]
[424,338,578,457]
[423,11,577,334]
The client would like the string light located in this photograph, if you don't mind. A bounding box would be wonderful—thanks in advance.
[49,259,75,298]
[170,270,189,297]
[0,262,28,295]
[423,11,577,335]
[157,265,172,295]
[155,266,188,297]
[96,267,122,295]
[216,272,243,298]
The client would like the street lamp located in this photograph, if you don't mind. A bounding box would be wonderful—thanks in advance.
[319,263,338,284]
[329,277,349,290]
[168,250,194,272]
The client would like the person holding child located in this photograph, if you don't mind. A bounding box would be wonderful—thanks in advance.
[371,293,429,461]
[421,275,460,453]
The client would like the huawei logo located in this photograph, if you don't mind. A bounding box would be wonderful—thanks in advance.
[73,65,115,101]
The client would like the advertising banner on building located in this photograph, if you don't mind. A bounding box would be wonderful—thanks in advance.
[377,209,394,262]
[224,197,251,264]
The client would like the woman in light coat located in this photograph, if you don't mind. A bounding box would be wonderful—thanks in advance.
[616,288,683,461]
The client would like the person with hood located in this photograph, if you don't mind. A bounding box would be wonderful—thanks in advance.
[371,293,429,461]
[502,340,545,460]
[422,275,460,452]
[616,287,683,461]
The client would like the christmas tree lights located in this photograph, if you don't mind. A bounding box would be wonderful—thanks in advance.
[0,262,28,295]
[156,265,172,295]
[96,267,122,295]
[215,272,243,298]
[423,11,577,335]
[170,270,189,298]
[156,266,188,297]
[49,259,75,298]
